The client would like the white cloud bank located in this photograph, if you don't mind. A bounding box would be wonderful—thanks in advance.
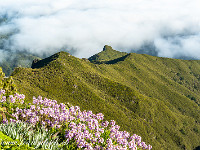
[0,0,200,59]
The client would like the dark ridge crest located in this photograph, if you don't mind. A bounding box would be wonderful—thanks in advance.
[31,51,69,69]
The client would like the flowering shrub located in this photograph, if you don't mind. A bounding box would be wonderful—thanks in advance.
[0,90,152,150]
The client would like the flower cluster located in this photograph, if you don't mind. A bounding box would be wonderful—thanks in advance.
[0,89,6,103]
[11,96,69,128]
[0,90,152,150]
[64,109,152,150]
[0,89,5,95]
[0,90,25,104]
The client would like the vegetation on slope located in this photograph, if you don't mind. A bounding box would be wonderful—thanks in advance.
[0,69,34,149]
[0,67,17,95]
[0,130,13,141]
[11,46,200,150]
[88,45,128,63]
[0,90,151,150]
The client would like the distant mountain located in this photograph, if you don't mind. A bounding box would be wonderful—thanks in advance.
[88,45,128,63]
[0,16,41,76]
[0,53,41,76]
[12,46,200,150]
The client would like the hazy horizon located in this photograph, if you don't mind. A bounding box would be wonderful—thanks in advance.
[0,0,200,61]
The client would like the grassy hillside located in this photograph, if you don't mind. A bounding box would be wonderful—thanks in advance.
[11,46,200,150]
[88,45,128,63]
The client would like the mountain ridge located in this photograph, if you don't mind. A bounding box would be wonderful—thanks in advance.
[88,45,128,63]
[11,46,200,150]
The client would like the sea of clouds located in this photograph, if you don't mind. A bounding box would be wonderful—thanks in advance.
[0,0,200,60]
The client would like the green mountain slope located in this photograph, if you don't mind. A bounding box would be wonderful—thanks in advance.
[11,46,200,150]
[88,45,128,63]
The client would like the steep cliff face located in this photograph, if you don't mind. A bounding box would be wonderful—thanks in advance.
[11,48,200,150]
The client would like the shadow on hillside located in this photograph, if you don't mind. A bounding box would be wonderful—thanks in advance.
[31,53,59,69]
[194,146,200,150]
[91,54,130,64]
